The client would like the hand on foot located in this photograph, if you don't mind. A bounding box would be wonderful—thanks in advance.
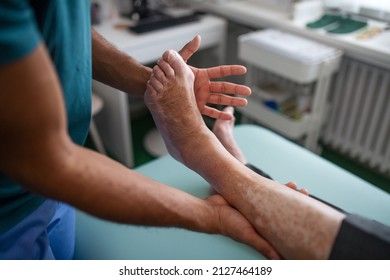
[145,50,206,162]
[178,36,251,120]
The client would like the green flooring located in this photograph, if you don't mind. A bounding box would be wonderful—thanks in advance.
[321,146,390,194]
[130,111,157,167]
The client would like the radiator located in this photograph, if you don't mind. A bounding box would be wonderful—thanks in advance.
[322,57,390,176]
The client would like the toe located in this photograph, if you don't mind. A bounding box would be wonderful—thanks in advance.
[163,50,187,77]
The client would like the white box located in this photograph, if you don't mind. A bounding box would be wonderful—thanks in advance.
[238,29,342,83]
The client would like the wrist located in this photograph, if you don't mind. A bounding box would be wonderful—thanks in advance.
[197,197,223,235]
[177,196,220,235]
[123,62,152,96]
[92,30,152,96]
[114,57,151,96]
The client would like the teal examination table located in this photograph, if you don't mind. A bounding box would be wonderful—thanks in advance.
[74,125,390,259]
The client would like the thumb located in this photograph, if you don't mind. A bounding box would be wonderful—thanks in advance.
[178,35,201,62]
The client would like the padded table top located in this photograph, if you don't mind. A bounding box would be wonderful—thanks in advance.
[74,125,390,259]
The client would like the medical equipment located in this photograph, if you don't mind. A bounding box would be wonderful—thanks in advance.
[238,29,342,152]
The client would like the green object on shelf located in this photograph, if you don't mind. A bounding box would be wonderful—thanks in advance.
[327,17,368,34]
[306,14,342,29]
[307,14,368,34]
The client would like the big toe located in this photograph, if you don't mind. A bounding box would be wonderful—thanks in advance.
[162,50,187,76]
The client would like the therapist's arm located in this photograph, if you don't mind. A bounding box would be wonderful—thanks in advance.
[0,44,279,259]
[91,29,152,96]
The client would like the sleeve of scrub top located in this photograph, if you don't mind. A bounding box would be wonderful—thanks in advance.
[0,0,41,66]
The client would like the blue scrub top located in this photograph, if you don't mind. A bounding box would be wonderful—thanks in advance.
[0,0,92,233]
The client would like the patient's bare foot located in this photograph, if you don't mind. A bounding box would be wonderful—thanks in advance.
[213,106,247,165]
[145,50,207,162]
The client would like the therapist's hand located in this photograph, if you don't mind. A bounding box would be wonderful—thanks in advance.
[207,194,281,260]
[285,181,310,195]
[177,35,251,120]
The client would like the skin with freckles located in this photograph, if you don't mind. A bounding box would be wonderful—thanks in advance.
[213,106,310,195]
[145,50,346,259]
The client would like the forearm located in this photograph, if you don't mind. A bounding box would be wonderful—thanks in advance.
[13,139,215,234]
[179,128,345,259]
[91,29,152,96]
[0,43,218,242]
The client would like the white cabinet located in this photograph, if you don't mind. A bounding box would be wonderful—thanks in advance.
[237,29,342,152]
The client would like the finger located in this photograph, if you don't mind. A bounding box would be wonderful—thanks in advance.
[285,181,298,191]
[241,229,281,260]
[157,59,175,78]
[201,106,233,120]
[299,188,310,196]
[206,65,247,79]
[178,35,201,62]
[209,82,251,96]
[285,182,310,196]
[207,94,248,107]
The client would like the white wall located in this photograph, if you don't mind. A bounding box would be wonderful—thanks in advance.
[324,0,390,13]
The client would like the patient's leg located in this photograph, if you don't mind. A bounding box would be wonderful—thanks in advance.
[213,106,247,165]
[145,50,346,259]
[214,106,309,194]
